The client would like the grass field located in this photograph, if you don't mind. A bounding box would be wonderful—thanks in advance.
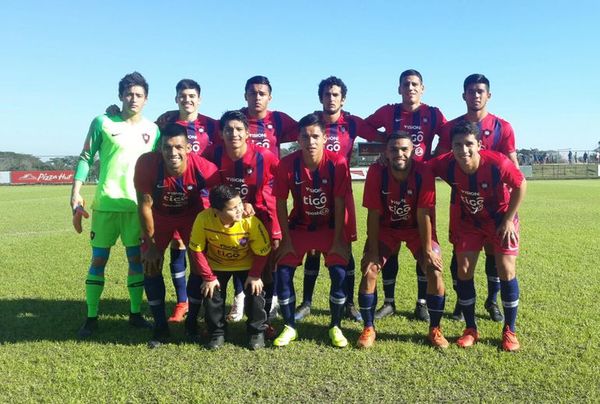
[1,180,599,402]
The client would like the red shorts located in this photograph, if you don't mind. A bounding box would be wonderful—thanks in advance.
[451,216,520,256]
[375,227,440,264]
[345,191,357,242]
[278,228,348,267]
[142,213,195,253]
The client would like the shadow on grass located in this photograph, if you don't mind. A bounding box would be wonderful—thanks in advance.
[0,298,163,345]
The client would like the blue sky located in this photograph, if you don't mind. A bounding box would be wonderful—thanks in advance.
[1,0,599,156]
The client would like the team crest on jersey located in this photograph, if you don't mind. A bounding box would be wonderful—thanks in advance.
[407,189,413,196]
[199,128,204,133]
[267,124,273,130]
[423,117,428,123]
[90,231,95,240]
[187,185,193,190]
[322,178,328,185]
[246,168,253,175]
[142,133,150,144]
[481,183,488,189]
[484,130,491,137]
[238,237,248,246]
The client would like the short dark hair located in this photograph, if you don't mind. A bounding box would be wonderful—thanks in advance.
[219,110,249,132]
[318,76,347,99]
[209,185,241,211]
[450,121,480,142]
[387,131,413,144]
[245,75,272,93]
[463,74,490,92]
[175,79,201,95]
[298,113,325,133]
[399,69,423,84]
[160,123,188,142]
[118,72,148,97]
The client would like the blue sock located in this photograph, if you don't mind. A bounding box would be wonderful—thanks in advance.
[169,248,187,303]
[302,254,320,305]
[457,278,477,329]
[485,254,500,304]
[416,263,427,303]
[233,273,244,296]
[426,294,445,328]
[328,265,346,328]
[381,253,398,304]
[144,275,166,327]
[344,254,356,305]
[500,278,519,332]
[450,251,458,291]
[358,292,376,328]
[272,268,278,300]
[186,273,203,322]
[277,265,296,327]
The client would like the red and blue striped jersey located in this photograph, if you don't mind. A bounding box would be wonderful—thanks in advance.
[240,108,298,157]
[155,110,221,155]
[205,143,281,239]
[134,152,219,217]
[437,113,516,156]
[273,150,349,231]
[317,111,384,162]
[429,150,524,228]
[365,103,446,161]
[363,161,435,230]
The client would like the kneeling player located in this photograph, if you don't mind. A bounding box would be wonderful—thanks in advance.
[187,185,271,350]
[272,113,351,348]
[430,121,526,351]
[357,133,447,348]
[134,123,218,346]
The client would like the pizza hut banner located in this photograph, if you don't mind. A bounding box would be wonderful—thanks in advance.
[11,170,74,184]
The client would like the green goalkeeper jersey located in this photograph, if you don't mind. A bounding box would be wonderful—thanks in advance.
[74,114,160,212]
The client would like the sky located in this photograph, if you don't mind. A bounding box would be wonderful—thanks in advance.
[1,0,599,156]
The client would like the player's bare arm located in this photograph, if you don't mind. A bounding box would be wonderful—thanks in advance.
[417,207,442,272]
[327,196,349,261]
[137,192,162,276]
[363,208,382,275]
[497,179,527,245]
[275,199,295,261]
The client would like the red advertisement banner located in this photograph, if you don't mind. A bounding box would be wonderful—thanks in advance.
[11,170,74,184]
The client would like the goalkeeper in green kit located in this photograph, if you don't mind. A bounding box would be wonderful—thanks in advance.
[70,72,160,338]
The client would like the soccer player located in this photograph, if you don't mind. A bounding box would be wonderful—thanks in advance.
[296,76,384,323]
[272,113,351,348]
[107,78,220,323]
[134,123,219,347]
[71,72,160,338]
[429,121,526,351]
[187,185,271,350]
[365,69,447,322]
[357,132,447,349]
[153,79,221,323]
[435,74,519,322]
[240,75,298,157]
[227,76,298,321]
[201,110,280,336]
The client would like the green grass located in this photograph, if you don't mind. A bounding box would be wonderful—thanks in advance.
[1,181,599,402]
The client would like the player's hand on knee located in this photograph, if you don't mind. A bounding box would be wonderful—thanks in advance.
[497,219,517,246]
[201,279,220,299]
[245,276,263,295]
[423,249,443,272]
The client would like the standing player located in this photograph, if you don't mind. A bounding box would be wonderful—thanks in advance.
[188,185,271,350]
[272,113,351,348]
[198,110,280,336]
[365,69,447,322]
[71,72,159,338]
[430,121,526,351]
[357,132,447,349]
[435,74,519,322]
[134,123,219,346]
[153,79,221,323]
[295,76,384,323]
[226,75,298,321]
